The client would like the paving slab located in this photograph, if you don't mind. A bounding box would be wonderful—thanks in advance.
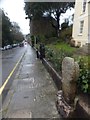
[3,45,60,118]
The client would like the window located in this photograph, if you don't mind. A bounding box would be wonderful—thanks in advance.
[79,21,84,34]
[83,0,87,12]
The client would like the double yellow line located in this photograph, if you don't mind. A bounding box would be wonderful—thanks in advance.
[0,52,25,95]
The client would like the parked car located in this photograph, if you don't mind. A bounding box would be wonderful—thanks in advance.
[0,47,5,51]
[19,43,24,47]
[3,45,12,50]
[4,46,8,50]
[6,45,12,49]
[7,45,10,49]
[12,44,18,48]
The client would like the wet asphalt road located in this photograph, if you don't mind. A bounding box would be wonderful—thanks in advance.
[2,45,26,102]
[2,46,26,85]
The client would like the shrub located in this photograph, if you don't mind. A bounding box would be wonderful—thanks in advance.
[60,26,72,43]
[45,47,73,72]
[30,35,35,47]
[37,35,46,44]
[47,37,58,44]
[76,57,90,94]
[61,22,68,30]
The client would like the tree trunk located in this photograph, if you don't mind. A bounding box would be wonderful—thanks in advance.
[56,12,60,38]
[50,12,61,38]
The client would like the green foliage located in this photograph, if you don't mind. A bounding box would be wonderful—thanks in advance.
[2,9,12,47]
[48,37,58,43]
[31,35,34,41]
[35,35,57,44]
[31,35,35,47]
[46,42,89,94]
[76,57,90,93]
[47,42,76,54]
[11,22,24,43]
[61,22,69,30]
[1,9,24,47]
[60,26,72,42]
[37,35,46,44]
[45,45,73,72]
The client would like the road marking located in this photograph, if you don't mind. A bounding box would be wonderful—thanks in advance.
[0,51,26,95]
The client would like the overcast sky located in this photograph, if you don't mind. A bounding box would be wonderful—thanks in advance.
[0,0,74,34]
[0,0,30,35]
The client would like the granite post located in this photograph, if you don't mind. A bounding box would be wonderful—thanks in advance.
[56,57,79,118]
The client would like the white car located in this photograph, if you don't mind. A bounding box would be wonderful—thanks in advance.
[0,47,4,51]
[7,45,11,49]
[5,45,12,50]
[4,46,8,50]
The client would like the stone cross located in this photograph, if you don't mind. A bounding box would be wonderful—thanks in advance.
[62,57,79,105]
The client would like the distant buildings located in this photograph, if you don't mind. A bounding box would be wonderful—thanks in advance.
[72,0,90,47]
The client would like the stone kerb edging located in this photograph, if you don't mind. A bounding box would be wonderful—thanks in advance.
[32,45,62,89]
[42,58,62,90]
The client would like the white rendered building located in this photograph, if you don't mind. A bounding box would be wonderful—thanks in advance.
[72,0,90,47]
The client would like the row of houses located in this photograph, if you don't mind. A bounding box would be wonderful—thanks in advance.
[29,0,90,47]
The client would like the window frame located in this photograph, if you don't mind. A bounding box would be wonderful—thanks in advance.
[82,0,87,13]
[79,20,84,35]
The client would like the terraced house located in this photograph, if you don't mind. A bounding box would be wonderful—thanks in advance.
[72,0,90,47]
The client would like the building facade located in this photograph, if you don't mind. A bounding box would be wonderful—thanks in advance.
[72,0,90,47]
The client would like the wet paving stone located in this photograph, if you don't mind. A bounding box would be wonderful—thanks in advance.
[3,45,60,118]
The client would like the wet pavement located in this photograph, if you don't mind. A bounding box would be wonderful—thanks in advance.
[2,45,60,118]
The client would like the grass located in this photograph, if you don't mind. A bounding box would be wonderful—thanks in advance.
[46,42,76,54]
[46,42,90,64]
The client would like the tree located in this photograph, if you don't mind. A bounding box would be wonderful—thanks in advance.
[61,19,69,30]
[1,9,24,47]
[11,22,24,43]
[24,2,75,37]
[2,9,13,47]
